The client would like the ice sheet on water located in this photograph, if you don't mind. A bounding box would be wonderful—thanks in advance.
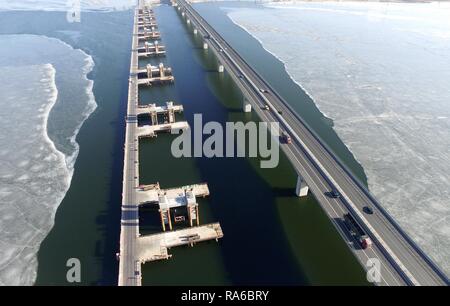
[0,35,97,167]
[0,0,135,12]
[0,35,96,285]
[0,64,69,285]
[227,2,450,274]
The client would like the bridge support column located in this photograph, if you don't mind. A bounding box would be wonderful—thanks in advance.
[159,209,166,231]
[187,204,193,227]
[193,28,198,35]
[243,100,252,113]
[218,64,224,73]
[182,12,185,17]
[166,101,175,123]
[167,209,173,231]
[203,42,208,50]
[196,205,200,226]
[187,19,190,25]
[295,174,309,197]
[150,110,158,125]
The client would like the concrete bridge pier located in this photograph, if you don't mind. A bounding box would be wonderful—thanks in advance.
[146,64,153,78]
[203,42,208,50]
[182,11,185,17]
[150,110,158,125]
[218,64,224,73]
[187,19,190,25]
[159,208,173,231]
[243,99,252,113]
[295,174,309,197]
[193,28,198,35]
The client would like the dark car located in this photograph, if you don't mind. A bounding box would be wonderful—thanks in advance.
[363,206,374,215]
[278,110,283,115]
[329,189,340,198]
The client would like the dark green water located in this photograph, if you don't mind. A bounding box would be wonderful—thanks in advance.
[0,1,369,285]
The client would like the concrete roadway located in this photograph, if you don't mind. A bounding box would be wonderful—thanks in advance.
[177,0,448,286]
[118,4,141,286]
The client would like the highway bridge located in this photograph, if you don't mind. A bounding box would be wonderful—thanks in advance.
[175,0,449,286]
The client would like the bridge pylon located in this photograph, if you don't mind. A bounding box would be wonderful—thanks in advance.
[295,174,309,197]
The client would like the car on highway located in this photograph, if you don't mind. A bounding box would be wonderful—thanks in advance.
[363,206,374,215]
[329,189,340,198]
[278,110,283,115]
[259,88,268,93]
[238,74,243,79]
[263,104,269,110]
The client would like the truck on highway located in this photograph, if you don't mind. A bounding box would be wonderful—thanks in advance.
[343,213,373,249]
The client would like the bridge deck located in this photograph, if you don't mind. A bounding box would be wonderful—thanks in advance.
[138,50,166,57]
[136,103,183,116]
[137,223,223,264]
[136,121,188,138]
[137,183,209,206]
[138,34,160,40]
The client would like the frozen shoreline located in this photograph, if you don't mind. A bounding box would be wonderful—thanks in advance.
[0,35,97,285]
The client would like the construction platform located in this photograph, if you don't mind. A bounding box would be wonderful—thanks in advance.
[137,223,224,263]
[136,183,209,206]
[137,42,166,57]
[138,31,161,41]
[137,63,174,86]
[138,21,158,28]
[137,182,209,230]
[137,121,188,138]
[137,101,183,123]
